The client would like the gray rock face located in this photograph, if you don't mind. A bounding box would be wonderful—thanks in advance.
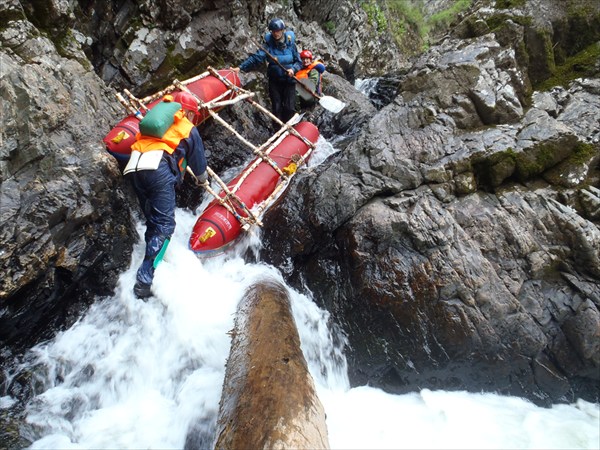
[261,3,600,404]
[0,3,136,351]
[84,0,407,90]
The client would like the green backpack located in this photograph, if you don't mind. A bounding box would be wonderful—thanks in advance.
[139,101,181,138]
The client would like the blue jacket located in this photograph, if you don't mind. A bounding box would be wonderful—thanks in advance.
[239,31,301,84]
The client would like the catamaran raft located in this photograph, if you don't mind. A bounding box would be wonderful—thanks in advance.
[103,67,319,256]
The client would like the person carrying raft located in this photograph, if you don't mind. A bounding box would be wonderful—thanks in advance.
[124,91,208,300]
[232,18,301,123]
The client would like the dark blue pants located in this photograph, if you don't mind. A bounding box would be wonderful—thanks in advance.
[130,161,177,286]
[268,79,296,123]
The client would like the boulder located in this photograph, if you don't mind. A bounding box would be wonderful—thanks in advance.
[261,8,600,405]
[0,4,136,352]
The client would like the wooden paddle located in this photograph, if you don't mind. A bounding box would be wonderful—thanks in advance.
[258,44,346,113]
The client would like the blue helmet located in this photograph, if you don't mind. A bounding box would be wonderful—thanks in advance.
[268,18,286,31]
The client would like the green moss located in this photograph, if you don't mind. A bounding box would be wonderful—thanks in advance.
[551,8,600,66]
[495,0,526,8]
[473,148,518,188]
[541,258,563,280]
[121,19,146,49]
[514,140,573,181]
[472,141,582,188]
[380,0,476,54]
[526,26,557,87]
[143,45,227,96]
[361,0,387,33]
[541,141,597,188]
[535,41,600,91]
[53,29,73,54]
[429,0,472,31]
[386,0,427,53]
[514,158,538,181]
[0,6,26,28]
[568,12,599,54]
[569,142,596,165]
[485,12,532,31]
[37,28,91,70]
[323,21,336,35]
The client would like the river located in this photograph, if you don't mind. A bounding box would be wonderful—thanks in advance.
[2,138,598,449]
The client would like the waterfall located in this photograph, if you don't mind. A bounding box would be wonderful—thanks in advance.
[355,76,404,109]
[2,138,598,450]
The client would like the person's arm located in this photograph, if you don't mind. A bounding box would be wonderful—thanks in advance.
[313,62,326,74]
[183,127,207,177]
[238,49,267,72]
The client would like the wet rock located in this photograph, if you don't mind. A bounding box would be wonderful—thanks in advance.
[262,1,600,405]
[2,0,599,415]
[0,17,136,352]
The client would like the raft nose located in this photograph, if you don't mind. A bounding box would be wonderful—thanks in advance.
[189,208,242,254]
[190,220,225,252]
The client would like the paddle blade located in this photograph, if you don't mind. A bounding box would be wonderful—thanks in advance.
[319,95,345,113]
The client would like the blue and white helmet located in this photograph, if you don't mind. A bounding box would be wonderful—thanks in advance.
[268,18,286,31]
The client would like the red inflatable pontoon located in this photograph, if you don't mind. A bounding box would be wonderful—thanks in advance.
[103,69,241,162]
[190,121,320,256]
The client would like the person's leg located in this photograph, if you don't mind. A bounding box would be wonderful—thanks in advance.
[268,79,284,122]
[281,82,297,123]
[133,164,176,298]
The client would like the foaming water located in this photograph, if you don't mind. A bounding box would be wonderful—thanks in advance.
[306,135,339,168]
[355,77,379,96]
[9,138,600,449]
[322,387,598,449]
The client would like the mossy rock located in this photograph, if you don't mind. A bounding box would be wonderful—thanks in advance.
[542,142,598,187]
[484,12,532,31]
[454,171,478,195]
[553,7,600,63]
[535,41,600,91]
[472,148,518,189]
[524,25,556,87]
[52,29,92,70]
[514,136,579,181]
[495,0,526,8]
[1,408,31,450]
[0,4,26,28]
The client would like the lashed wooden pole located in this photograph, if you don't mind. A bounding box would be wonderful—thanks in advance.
[214,280,329,450]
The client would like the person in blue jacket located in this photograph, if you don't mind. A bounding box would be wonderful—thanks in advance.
[124,91,208,300]
[233,18,301,123]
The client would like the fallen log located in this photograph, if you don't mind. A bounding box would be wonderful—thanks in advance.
[214,280,329,449]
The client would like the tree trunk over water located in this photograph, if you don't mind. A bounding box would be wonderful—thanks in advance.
[214,280,329,449]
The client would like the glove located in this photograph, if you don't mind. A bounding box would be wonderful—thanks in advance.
[196,170,208,185]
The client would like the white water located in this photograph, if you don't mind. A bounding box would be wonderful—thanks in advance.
[3,138,598,449]
[355,77,379,96]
